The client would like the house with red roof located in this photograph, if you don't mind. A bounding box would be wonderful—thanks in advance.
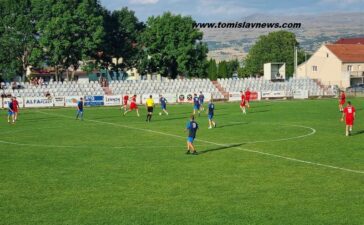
[297,38,364,88]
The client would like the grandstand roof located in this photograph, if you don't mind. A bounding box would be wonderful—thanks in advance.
[325,44,364,63]
[334,37,364,45]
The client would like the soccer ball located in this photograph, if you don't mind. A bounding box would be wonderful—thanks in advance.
[159,112,162,116]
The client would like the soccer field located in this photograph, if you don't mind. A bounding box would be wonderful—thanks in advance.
[0,98,363,225]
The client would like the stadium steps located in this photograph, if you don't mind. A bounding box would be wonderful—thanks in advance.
[212,80,229,99]
[102,87,112,95]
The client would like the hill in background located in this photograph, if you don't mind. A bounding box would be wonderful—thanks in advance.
[202,12,364,62]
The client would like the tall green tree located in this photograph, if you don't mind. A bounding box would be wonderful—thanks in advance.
[186,42,208,78]
[226,59,239,78]
[217,61,228,78]
[0,0,39,79]
[242,31,305,77]
[111,8,144,69]
[140,12,208,78]
[207,59,217,80]
[34,0,104,80]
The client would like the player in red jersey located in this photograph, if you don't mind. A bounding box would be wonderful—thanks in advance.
[240,91,246,114]
[12,97,20,121]
[341,101,356,136]
[122,95,129,113]
[245,88,251,108]
[339,91,346,112]
[124,94,140,117]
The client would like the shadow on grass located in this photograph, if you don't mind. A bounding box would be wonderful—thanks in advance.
[251,104,272,108]
[353,130,364,136]
[249,110,270,114]
[198,143,245,155]
[216,122,249,129]
[22,116,63,121]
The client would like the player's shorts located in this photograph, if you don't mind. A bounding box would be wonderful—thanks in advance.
[240,102,246,107]
[194,105,200,110]
[340,100,345,105]
[13,109,18,113]
[187,137,194,143]
[161,105,166,110]
[200,100,204,105]
[77,109,83,113]
[130,103,138,110]
[346,118,354,126]
[7,111,13,116]
[147,107,154,113]
[123,101,128,106]
[208,114,214,120]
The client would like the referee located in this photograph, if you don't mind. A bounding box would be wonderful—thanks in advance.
[146,95,154,122]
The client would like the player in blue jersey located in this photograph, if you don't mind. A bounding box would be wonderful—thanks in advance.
[159,95,169,115]
[76,97,84,120]
[199,91,205,111]
[208,99,216,129]
[193,93,201,116]
[185,115,199,155]
[7,97,15,124]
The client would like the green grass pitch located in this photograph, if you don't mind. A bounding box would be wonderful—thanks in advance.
[0,98,363,225]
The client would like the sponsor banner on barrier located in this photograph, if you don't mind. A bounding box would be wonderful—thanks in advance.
[261,91,286,98]
[293,90,309,99]
[1,97,25,108]
[249,92,261,101]
[228,92,241,102]
[141,94,160,104]
[228,92,260,101]
[178,93,193,103]
[122,94,142,105]
[162,93,177,104]
[177,93,211,103]
[53,97,65,107]
[84,95,104,106]
[104,95,122,106]
[24,97,53,108]
[65,96,82,107]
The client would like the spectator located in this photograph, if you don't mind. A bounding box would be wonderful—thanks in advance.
[12,81,17,90]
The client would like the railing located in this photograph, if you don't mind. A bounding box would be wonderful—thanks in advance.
[350,71,364,78]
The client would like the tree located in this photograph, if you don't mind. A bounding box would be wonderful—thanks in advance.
[0,0,39,80]
[242,31,305,77]
[186,42,208,78]
[112,8,144,69]
[207,59,217,80]
[35,0,104,80]
[226,59,239,78]
[140,12,208,78]
[217,61,227,78]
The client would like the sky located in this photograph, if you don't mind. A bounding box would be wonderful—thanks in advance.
[100,0,364,22]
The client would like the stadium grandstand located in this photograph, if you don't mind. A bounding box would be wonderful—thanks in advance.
[1,76,334,102]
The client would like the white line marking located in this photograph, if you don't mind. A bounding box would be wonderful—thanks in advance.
[0,139,212,149]
[26,110,364,175]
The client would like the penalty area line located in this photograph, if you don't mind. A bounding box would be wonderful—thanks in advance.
[36,110,364,175]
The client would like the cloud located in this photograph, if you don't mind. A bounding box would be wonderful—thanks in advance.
[129,0,159,4]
